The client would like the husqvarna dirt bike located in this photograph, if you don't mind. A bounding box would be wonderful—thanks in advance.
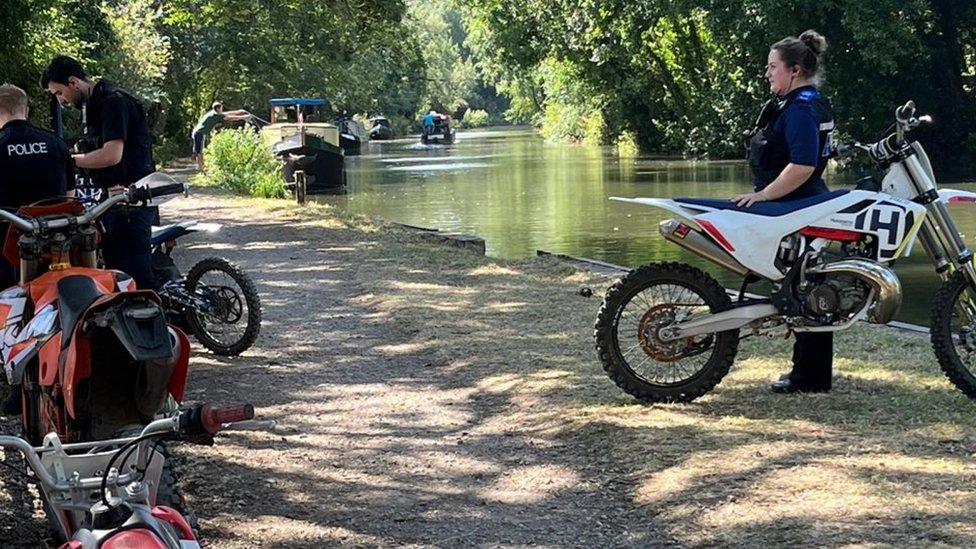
[0,402,269,547]
[596,101,976,402]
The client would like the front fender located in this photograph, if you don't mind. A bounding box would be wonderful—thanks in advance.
[939,189,976,205]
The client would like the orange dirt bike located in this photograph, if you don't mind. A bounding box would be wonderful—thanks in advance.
[0,175,194,525]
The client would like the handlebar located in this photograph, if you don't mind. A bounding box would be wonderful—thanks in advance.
[0,402,263,494]
[896,100,916,124]
[837,99,933,165]
[0,174,185,234]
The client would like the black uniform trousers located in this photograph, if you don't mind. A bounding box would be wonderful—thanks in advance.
[790,331,833,389]
[102,205,158,290]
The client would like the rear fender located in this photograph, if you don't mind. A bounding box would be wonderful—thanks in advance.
[609,197,704,229]
[102,297,173,362]
[62,291,174,419]
[167,327,190,403]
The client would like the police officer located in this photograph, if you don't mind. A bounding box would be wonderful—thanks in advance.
[0,83,75,414]
[732,30,836,393]
[0,84,75,284]
[41,55,157,290]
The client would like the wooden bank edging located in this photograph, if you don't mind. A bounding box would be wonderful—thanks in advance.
[536,250,930,335]
[393,222,486,255]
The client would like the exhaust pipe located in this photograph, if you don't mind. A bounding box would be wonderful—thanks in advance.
[807,259,902,323]
[659,219,749,277]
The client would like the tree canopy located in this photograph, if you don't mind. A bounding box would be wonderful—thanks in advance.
[1,1,972,166]
[459,0,976,166]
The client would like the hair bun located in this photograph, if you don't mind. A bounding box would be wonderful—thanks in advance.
[799,30,827,56]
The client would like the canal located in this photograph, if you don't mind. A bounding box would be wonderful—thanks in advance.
[325,128,976,325]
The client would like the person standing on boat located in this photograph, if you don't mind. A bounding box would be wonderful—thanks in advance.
[731,30,837,394]
[191,101,252,172]
[421,110,436,136]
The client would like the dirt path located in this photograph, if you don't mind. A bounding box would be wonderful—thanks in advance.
[158,191,671,547]
[1,186,669,547]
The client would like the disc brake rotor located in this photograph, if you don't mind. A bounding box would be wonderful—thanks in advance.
[636,304,701,363]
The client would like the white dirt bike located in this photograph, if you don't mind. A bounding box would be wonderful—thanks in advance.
[595,100,976,402]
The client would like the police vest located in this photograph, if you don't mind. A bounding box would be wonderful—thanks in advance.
[747,87,834,187]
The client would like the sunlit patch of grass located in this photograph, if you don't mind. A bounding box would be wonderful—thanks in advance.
[480,464,581,503]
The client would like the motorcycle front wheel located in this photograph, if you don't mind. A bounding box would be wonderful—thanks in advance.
[594,262,739,403]
[930,271,976,398]
[184,257,262,356]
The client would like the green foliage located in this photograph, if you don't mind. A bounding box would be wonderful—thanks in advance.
[458,108,489,128]
[199,129,285,198]
[616,130,639,157]
[409,0,478,116]
[99,0,171,103]
[459,0,976,165]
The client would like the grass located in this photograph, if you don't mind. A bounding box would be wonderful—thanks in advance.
[186,189,976,546]
[351,219,976,545]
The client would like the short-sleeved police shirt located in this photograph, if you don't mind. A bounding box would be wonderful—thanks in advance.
[773,99,821,168]
[85,81,154,189]
[0,119,74,209]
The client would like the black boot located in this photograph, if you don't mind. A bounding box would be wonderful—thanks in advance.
[770,374,830,394]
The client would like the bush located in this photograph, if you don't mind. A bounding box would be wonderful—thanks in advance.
[616,130,639,157]
[199,129,287,198]
[458,109,489,128]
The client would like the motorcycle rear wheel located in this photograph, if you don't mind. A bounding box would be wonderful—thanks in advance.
[184,257,261,356]
[930,271,976,398]
[594,262,739,403]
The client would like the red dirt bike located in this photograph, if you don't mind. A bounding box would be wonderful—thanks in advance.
[0,176,193,526]
[0,402,268,547]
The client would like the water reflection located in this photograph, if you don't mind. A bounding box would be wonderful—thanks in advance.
[322,128,975,325]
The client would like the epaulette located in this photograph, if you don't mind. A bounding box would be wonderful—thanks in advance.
[793,89,819,104]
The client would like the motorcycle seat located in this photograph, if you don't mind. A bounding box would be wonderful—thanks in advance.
[150,221,196,246]
[675,190,849,217]
[58,275,105,349]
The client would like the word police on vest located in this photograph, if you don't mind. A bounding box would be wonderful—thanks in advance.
[7,142,48,156]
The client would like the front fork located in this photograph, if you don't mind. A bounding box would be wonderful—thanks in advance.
[908,154,976,326]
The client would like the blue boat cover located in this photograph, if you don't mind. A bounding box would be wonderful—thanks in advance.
[268,98,328,107]
[675,190,850,217]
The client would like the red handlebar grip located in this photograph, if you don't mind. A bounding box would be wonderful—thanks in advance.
[201,404,255,434]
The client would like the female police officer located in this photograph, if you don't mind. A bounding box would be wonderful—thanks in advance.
[731,30,836,393]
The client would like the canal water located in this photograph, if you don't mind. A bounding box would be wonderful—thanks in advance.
[324,128,976,325]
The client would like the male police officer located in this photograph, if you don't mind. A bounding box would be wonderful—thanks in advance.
[41,55,157,291]
[0,83,75,414]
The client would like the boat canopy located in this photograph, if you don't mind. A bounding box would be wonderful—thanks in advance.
[269,98,328,107]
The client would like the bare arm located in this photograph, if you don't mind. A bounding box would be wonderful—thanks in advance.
[73,139,124,169]
[732,163,815,207]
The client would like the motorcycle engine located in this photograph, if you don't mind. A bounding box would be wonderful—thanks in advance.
[803,274,871,319]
